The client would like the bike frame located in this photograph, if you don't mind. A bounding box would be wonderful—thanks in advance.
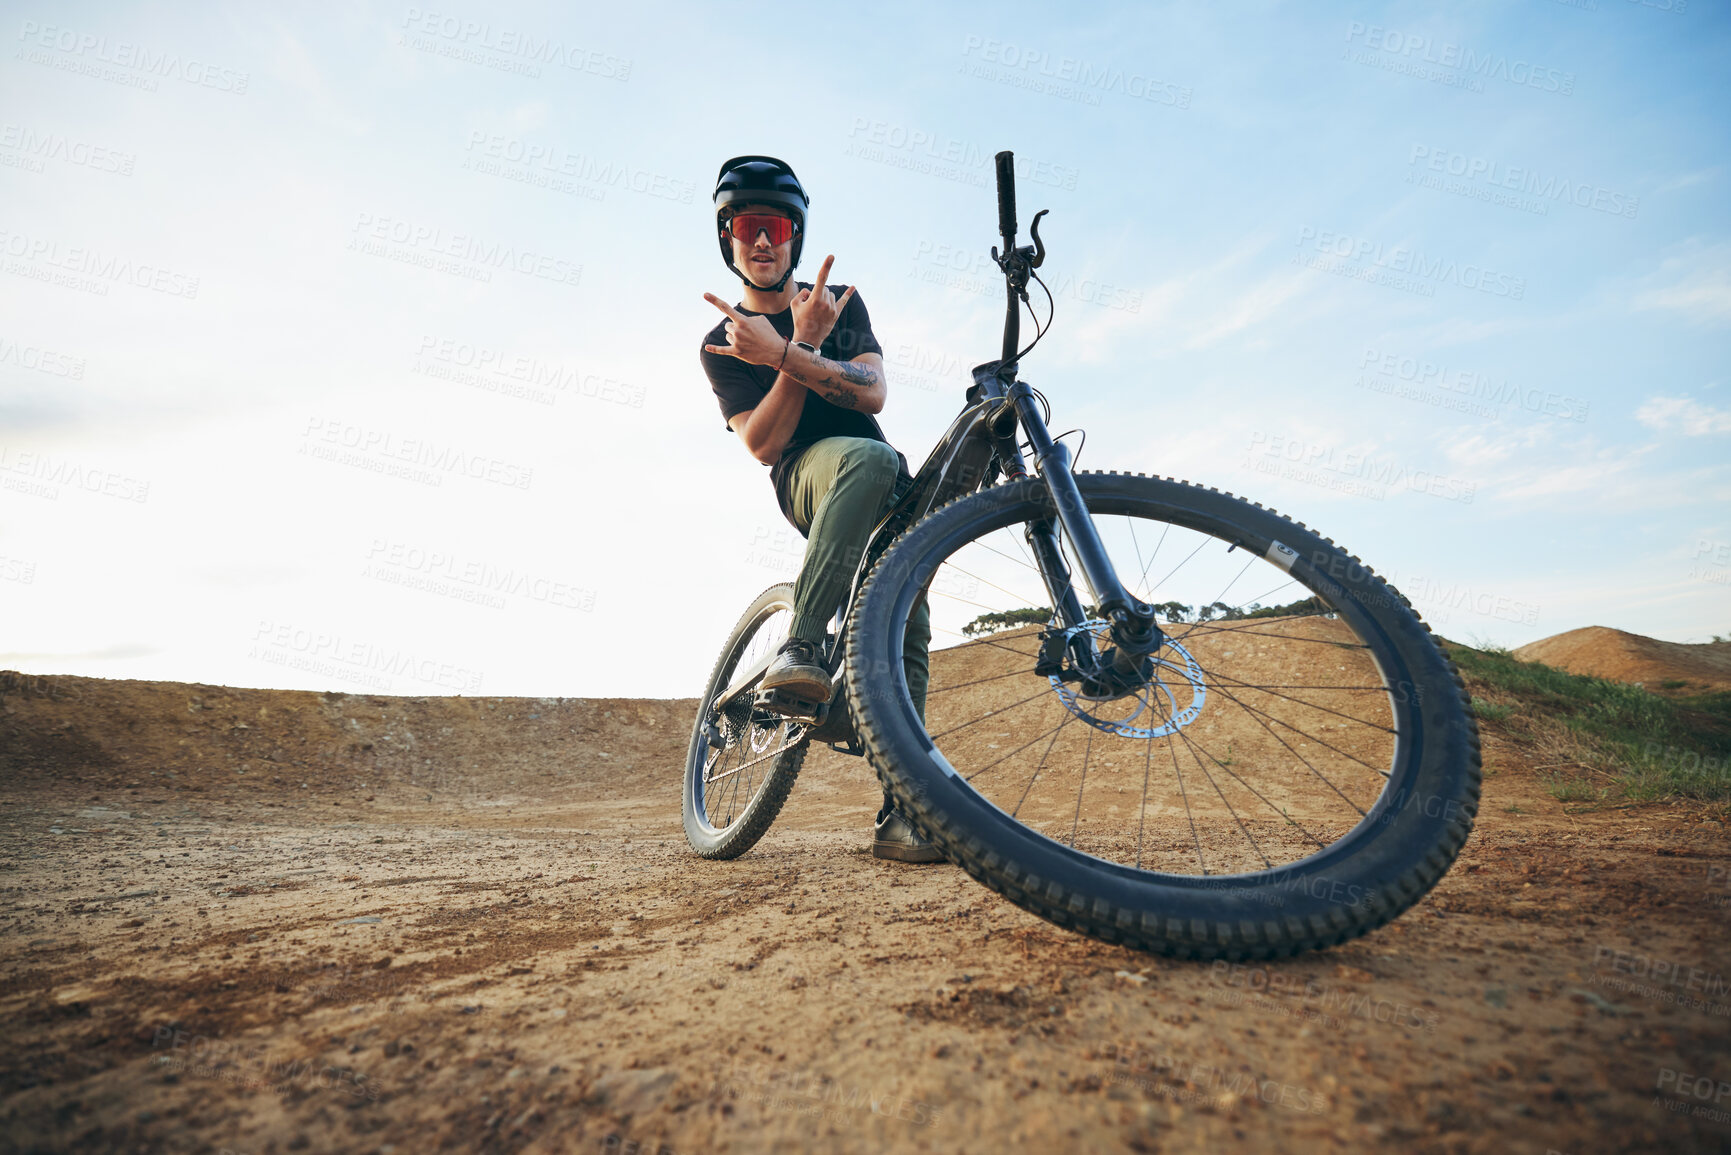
[718,151,1165,738]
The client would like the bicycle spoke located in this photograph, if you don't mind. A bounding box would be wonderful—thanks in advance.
[1158,558,1274,644]
[1236,575,1308,614]
[966,532,1045,577]
[704,728,803,785]
[940,560,1052,615]
[1009,712,1075,821]
[1202,677,1393,779]
[928,665,1045,696]
[1170,621,1372,648]
[720,738,750,825]
[1162,709,1326,861]
[930,626,1044,662]
[1195,667,1398,735]
[1128,516,1148,600]
[1202,678,1373,815]
[1135,708,1153,869]
[962,716,1071,783]
[1150,536,1210,601]
[1069,725,1093,848]
[929,585,1031,619]
[931,624,1040,649]
[1164,694,1208,875]
[1163,692,1322,862]
[927,686,1056,741]
[1005,524,1042,576]
[1150,690,1275,870]
[1133,518,1172,603]
[709,742,741,827]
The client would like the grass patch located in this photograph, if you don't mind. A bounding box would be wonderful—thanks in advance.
[1471,697,1513,722]
[1546,777,1605,804]
[1444,641,1731,806]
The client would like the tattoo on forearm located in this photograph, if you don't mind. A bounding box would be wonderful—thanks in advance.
[784,351,881,403]
[833,360,877,388]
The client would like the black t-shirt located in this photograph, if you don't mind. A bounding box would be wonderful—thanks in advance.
[701,284,907,527]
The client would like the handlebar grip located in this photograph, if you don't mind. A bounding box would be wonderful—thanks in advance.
[994,151,1017,242]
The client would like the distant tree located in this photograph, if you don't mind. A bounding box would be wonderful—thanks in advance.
[962,607,1052,636]
[1242,596,1326,620]
[1150,601,1193,623]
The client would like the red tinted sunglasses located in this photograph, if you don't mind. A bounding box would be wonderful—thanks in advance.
[726,212,797,246]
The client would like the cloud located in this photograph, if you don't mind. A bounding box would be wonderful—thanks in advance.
[1635,396,1731,436]
[1180,268,1310,350]
[1431,425,1731,511]
[1633,241,1731,325]
[1653,166,1721,196]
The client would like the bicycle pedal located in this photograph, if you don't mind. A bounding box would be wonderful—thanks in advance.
[753,686,825,720]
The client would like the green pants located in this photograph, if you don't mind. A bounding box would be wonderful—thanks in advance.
[783,436,931,722]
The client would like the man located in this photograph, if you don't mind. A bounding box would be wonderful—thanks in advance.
[699,155,940,864]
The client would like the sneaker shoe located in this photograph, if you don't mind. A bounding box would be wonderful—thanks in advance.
[872,807,945,864]
[759,637,831,705]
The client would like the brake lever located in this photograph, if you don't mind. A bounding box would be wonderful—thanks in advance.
[994,209,1049,305]
[1027,209,1048,269]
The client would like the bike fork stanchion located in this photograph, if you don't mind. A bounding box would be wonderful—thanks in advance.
[1008,382,1163,659]
[1024,516,1088,628]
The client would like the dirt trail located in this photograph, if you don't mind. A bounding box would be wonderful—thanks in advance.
[2,667,1729,1154]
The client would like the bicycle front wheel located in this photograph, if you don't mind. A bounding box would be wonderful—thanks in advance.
[846,471,1479,959]
[682,583,810,859]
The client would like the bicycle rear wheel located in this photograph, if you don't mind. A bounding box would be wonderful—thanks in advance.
[846,471,1480,959]
[682,583,810,859]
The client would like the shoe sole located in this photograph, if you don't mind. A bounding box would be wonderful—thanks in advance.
[871,839,945,864]
[759,671,831,704]
[754,685,829,720]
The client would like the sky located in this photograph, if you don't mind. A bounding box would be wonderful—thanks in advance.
[1,0,1727,699]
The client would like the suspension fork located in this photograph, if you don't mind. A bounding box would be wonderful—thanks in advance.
[1003,380,1164,661]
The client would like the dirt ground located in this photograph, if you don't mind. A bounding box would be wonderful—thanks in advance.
[3,657,1730,1155]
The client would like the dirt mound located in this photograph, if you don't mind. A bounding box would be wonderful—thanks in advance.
[1513,626,1731,691]
[0,668,696,804]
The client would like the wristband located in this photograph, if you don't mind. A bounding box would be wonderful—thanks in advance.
[777,336,790,373]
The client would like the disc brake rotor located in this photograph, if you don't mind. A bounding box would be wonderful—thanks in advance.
[1046,620,1207,739]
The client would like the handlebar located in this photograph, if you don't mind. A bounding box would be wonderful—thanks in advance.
[995,151,1020,363]
[994,150,1017,248]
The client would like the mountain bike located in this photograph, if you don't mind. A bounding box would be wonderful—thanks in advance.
[682,152,1480,959]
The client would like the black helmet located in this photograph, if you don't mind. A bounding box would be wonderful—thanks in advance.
[714,155,808,292]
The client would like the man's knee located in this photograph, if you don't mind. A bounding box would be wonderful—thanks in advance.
[836,439,900,498]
